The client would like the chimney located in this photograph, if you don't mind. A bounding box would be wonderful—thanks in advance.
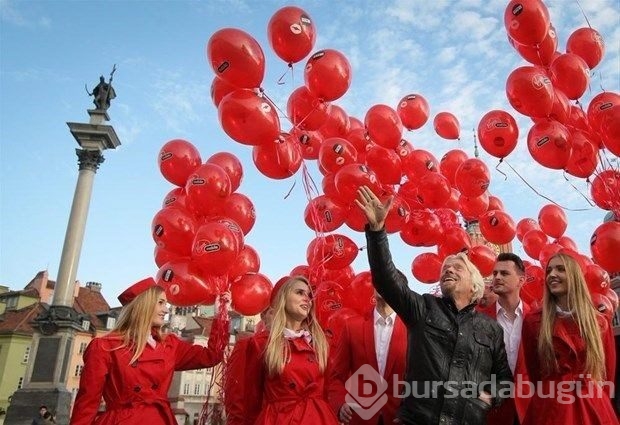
[85,281,102,292]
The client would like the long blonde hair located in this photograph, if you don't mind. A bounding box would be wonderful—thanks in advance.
[538,253,606,381]
[264,276,328,376]
[110,286,166,364]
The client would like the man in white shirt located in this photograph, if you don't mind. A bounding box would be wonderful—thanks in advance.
[329,290,407,425]
[479,252,530,425]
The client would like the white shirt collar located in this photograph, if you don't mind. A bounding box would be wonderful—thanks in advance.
[496,299,524,316]
[374,308,396,325]
[283,327,312,343]
[555,305,573,317]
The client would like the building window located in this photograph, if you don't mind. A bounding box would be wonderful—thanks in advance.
[6,296,18,309]
[194,384,200,395]
[22,346,30,363]
[106,317,116,329]
[74,365,83,377]
[183,383,190,395]
[81,320,90,331]
[17,377,24,389]
[78,342,88,355]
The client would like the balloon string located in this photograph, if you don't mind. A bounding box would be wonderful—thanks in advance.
[575,0,592,28]
[284,179,297,199]
[276,62,294,85]
[502,159,591,211]
[495,159,508,180]
[259,88,290,127]
[562,170,595,206]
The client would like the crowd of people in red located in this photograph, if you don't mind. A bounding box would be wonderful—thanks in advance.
[70,187,618,425]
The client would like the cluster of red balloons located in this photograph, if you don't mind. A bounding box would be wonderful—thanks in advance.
[502,0,618,176]
[152,139,271,315]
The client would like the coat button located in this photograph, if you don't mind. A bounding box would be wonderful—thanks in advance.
[289,382,296,389]
[133,385,141,392]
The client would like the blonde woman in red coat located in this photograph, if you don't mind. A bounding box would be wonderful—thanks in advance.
[243,276,339,425]
[518,253,618,425]
[70,277,229,425]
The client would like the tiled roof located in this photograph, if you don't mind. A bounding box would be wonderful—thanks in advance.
[0,303,46,335]
[73,286,112,329]
[0,287,39,299]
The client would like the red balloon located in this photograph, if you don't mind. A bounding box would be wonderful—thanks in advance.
[549,53,590,100]
[565,131,598,178]
[345,272,376,315]
[334,164,381,205]
[488,195,505,212]
[468,245,497,276]
[506,66,554,118]
[152,207,196,256]
[479,210,517,245]
[584,264,610,296]
[349,117,364,131]
[548,89,571,125]
[304,195,348,232]
[219,89,281,146]
[522,229,548,260]
[185,163,232,217]
[538,242,562,269]
[587,91,620,133]
[231,273,272,316]
[438,227,472,257]
[504,0,550,46]
[517,218,540,242]
[154,245,181,269]
[412,253,442,283]
[287,86,330,131]
[158,139,202,187]
[267,6,316,64]
[207,28,265,89]
[228,244,260,280]
[364,144,403,185]
[304,49,352,102]
[439,149,468,186]
[555,235,578,252]
[192,221,242,276]
[384,194,411,234]
[222,192,256,235]
[291,128,323,160]
[365,104,403,149]
[600,104,620,156]
[162,187,187,210]
[311,265,355,290]
[591,292,614,321]
[307,234,359,270]
[319,104,351,139]
[590,170,620,212]
[433,112,460,140]
[252,133,303,179]
[206,152,243,193]
[402,149,439,183]
[210,76,237,108]
[417,173,451,209]
[313,281,345,325]
[511,25,557,66]
[522,264,544,303]
[455,158,490,198]
[400,210,443,247]
[397,94,430,130]
[324,307,359,341]
[458,193,490,222]
[477,110,519,158]
[590,221,620,273]
[317,137,357,174]
[346,128,374,163]
[527,120,571,170]
[566,27,605,69]
[344,205,368,232]
[538,204,567,238]
[606,288,619,311]
[157,259,220,306]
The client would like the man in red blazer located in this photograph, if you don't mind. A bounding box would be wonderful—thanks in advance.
[329,290,407,425]
[478,252,531,425]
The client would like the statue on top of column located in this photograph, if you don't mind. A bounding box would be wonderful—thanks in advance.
[86,64,117,111]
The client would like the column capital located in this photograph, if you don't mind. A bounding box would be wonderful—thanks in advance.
[76,148,105,171]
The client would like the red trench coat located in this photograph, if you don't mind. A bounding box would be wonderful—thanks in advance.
[244,332,339,425]
[518,310,618,425]
[70,322,227,425]
[328,312,407,425]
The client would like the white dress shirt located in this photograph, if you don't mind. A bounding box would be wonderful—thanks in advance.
[374,309,397,377]
[496,300,524,373]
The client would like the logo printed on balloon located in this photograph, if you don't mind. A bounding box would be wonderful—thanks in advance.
[311,51,325,60]
[260,102,272,113]
[599,102,613,111]
[290,23,302,35]
[191,178,206,185]
[300,15,311,25]
[160,152,173,161]
[322,299,342,311]
[164,197,177,206]
[590,233,597,246]
[490,216,499,227]
[169,284,180,295]
[532,75,551,90]
[333,144,344,154]
[162,269,174,282]
[203,243,221,252]
[217,61,230,73]
[511,4,523,16]
[536,136,550,147]
[398,207,407,217]
[324,210,333,223]
[426,161,435,170]
[299,134,310,144]
[154,225,164,237]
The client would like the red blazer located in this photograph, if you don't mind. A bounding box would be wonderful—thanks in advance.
[329,311,407,425]
[478,300,531,425]
[224,335,253,425]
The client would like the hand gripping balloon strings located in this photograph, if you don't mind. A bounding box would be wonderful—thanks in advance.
[503,159,591,211]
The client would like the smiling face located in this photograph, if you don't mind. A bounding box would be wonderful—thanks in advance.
[440,257,473,299]
[150,291,169,327]
[546,256,568,300]
[284,279,312,322]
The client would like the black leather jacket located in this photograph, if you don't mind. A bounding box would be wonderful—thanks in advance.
[366,229,513,425]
